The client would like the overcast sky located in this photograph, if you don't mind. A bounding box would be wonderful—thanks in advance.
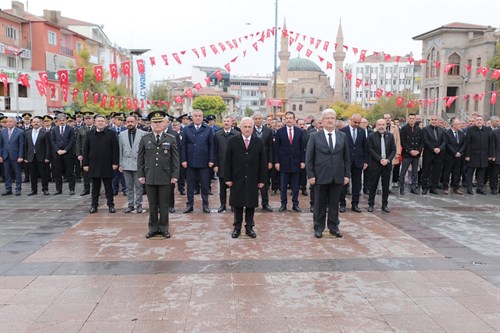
[3,0,500,82]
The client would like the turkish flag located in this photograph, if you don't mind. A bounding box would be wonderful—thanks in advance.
[119,97,124,109]
[231,56,238,63]
[76,67,85,82]
[360,50,367,62]
[201,46,207,57]
[35,80,46,96]
[343,45,349,51]
[446,96,458,108]
[396,56,400,63]
[462,94,470,101]
[396,96,404,107]
[289,37,295,46]
[218,42,226,52]
[83,90,90,104]
[172,53,182,64]
[134,99,138,110]
[224,63,231,72]
[376,88,383,98]
[204,77,211,85]
[192,48,200,58]
[352,47,358,55]
[326,61,333,70]
[346,73,352,81]
[136,59,145,74]
[317,55,324,62]
[161,54,169,65]
[386,92,394,97]
[94,65,103,82]
[100,94,108,108]
[338,68,344,74]
[408,57,414,64]
[491,91,497,105]
[185,89,193,98]
[444,64,455,74]
[62,85,68,102]
[39,71,49,86]
[210,44,219,55]
[419,60,428,64]
[19,74,30,87]
[252,42,259,51]
[466,64,472,73]
[296,43,304,52]
[305,49,312,58]
[48,83,56,98]
[315,39,321,49]
[194,83,203,91]
[71,88,79,100]
[479,67,489,77]
[384,54,391,62]
[126,98,132,110]
[215,69,222,81]
[93,92,99,104]
[109,64,118,79]
[174,95,183,104]
[323,41,329,52]
[435,61,441,69]
[232,39,238,48]
[226,41,234,49]
[121,61,131,76]
[355,78,362,88]
[149,57,156,66]
[407,100,412,108]
[109,95,116,108]
[58,70,68,86]
[491,69,500,79]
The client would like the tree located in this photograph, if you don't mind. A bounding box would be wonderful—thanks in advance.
[330,101,350,120]
[367,93,417,124]
[148,82,175,111]
[243,106,254,117]
[192,95,227,119]
[487,40,500,89]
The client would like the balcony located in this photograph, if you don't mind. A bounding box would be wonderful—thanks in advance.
[60,46,73,57]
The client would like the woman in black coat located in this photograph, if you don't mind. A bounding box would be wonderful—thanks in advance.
[225,118,267,238]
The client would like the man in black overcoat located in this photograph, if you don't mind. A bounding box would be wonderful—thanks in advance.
[489,128,500,195]
[464,115,492,195]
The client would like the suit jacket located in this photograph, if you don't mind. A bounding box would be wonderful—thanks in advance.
[422,125,446,155]
[386,124,401,165]
[274,125,304,173]
[368,131,396,169]
[340,125,368,168]
[83,129,119,178]
[138,131,180,185]
[465,125,491,168]
[225,135,267,208]
[489,128,500,165]
[214,128,239,178]
[25,128,50,163]
[76,125,95,156]
[50,125,76,156]
[253,126,273,165]
[0,127,24,160]
[306,130,350,185]
[180,123,215,168]
[443,129,466,160]
[400,124,423,158]
[119,128,147,171]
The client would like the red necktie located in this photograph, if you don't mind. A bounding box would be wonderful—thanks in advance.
[244,138,249,150]
[289,128,293,145]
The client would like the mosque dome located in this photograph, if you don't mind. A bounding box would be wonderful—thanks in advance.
[278,57,323,72]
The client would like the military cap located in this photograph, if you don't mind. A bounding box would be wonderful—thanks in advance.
[22,112,32,119]
[53,110,64,115]
[130,111,141,118]
[167,114,175,122]
[43,115,53,121]
[33,116,44,121]
[82,111,94,118]
[114,112,125,121]
[206,115,216,121]
[0,112,4,120]
[176,113,188,122]
[148,111,167,122]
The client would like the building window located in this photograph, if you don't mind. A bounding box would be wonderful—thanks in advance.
[301,88,305,94]
[18,84,28,98]
[76,42,83,52]
[465,97,470,112]
[476,57,481,77]
[474,99,479,112]
[319,105,323,111]
[48,31,57,45]
[310,88,313,94]
[448,53,460,76]
[299,104,303,111]
[292,104,296,111]
[7,57,16,68]
[5,26,17,40]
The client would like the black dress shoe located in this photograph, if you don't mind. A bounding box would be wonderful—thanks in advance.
[53,191,62,195]
[23,178,30,183]
[388,190,395,195]
[367,206,374,212]
[179,190,185,195]
[421,189,428,195]
[122,192,127,196]
[218,206,226,213]
[339,205,346,213]
[466,190,474,195]
[1,191,12,196]
[314,231,323,238]
[278,205,287,212]
[27,192,37,196]
[108,206,116,213]
[125,206,134,213]
[310,207,314,213]
[363,189,370,195]
[381,205,391,213]
[145,231,157,239]
[301,189,308,196]
[231,229,241,238]
[89,207,97,214]
[429,189,439,195]
[262,205,273,212]
[15,192,21,196]
[161,231,171,238]
[80,190,90,196]
[43,191,49,196]
[183,206,193,213]
[410,189,420,195]
[202,206,210,213]
[69,190,75,195]
[136,206,143,213]
[113,191,118,196]
[271,190,277,196]
[399,189,405,195]
[169,207,175,213]
[330,230,343,238]
[476,190,486,195]
[351,205,362,213]
[292,205,302,213]
[208,190,213,195]
[194,190,200,195]
[245,229,257,238]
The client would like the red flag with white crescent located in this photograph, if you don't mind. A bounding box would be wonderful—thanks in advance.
[218,42,226,52]
[232,39,238,48]
[346,73,352,81]
[72,88,79,100]
[136,59,145,74]
[174,95,183,104]
[305,49,312,58]
[376,88,383,98]
[39,71,49,86]
[492,69,500,79]
[94,65,103,82]
[355,78,362,88]
[172,53,182,64]
[76,67,85,82]
[224,63,231,72]
[100,94,108,108]
[444,64,455,74]
[62,85,68,102]
[360,50,367,62]
[407,100,412,108]
[204,77,211,85]
[93,92,99,104]
[396,96,404,107]
[491,91,497,105]
[58,70,68,86]
[109,64,118,79]
[353,47,358,55]
[48,83,56,98]
[0,74,8,94]
[161,54,169,65]
[84,90,90,104]
[446,96,458,108]
[201,47,207,57]
[385,92,394,97]
[108,95,115,108]
[210,44,219,55]
[326,61,333,70]
[194,83,202,91]
[134,99,138,110]
[121,62,131,76]
[149,57,156,66]
[192,48,200,58]
[435,61,441,69]
[126,98,132,110]
[35,80,46,97]
[315,39,321,49]
[323,41,329,52]
[185,89,193,98]
[226,41,234,49]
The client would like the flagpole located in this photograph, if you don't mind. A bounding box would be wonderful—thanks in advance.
[272,0,278,118]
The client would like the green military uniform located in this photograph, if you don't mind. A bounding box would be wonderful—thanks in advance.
[138,130,180,235]
[76,124,95,194]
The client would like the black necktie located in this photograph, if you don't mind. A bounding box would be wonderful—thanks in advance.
[454,131,459,144]
[129,130,135,147]
[328,133,333,150]
[433,127,438,140]
[156,134,160,144]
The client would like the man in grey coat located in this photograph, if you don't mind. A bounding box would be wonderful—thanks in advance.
[306,109,351,239]
[119,115,147,213]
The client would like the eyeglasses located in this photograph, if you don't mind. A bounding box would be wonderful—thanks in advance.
[352,121,360,124]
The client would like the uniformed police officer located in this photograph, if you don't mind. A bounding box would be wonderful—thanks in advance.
[138,111,179,239]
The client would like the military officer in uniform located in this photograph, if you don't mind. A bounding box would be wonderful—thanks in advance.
[138,111,179,239]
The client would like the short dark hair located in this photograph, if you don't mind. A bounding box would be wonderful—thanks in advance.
[408,113,416,117]
[285,111,295,118]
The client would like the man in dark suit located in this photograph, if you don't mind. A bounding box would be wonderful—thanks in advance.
[180,109,215,213]
[442,118,466,195]
[0,117,24,196]
[24,116,50,196]
[490,128,500,195]
[367,119,396,213]
[306,109,350,238]
[225,117,267,238]
[465,115,491,195]
[421,115,446,194]
[360,118,373,194]
[75,112,95,196]
[165,115,180,213]
[399,113,423,195]
[138,111,179,239]
[109,113,127,196]
[214,115,239,213]
[50,114,76,195]
[252,112,274,212]
[339,114,368,213]
[274,111,305,212]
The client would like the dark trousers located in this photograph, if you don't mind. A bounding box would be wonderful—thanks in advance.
[421,152,443,190]
[29,159,49,192]
[340,164,362,206]
[259,169,270,206]
[74,156,82,179]
[392,164,400,183]
[22,161,29,180]
[3,157,22,193]
[309,184,316,208]
[368,165,391,207]
[466,167,486,192]
[299,168,307,191]
[186,167,210,208]
[82,169,91,192]
[363,166,370,192]
[280,171,300,206]
[313,182,342,233]
[169,183,175,207]
[233,207,255,230]
[112,169,126,194]
[399,156,420,190]
[218,176,228,207]
[490,164,499,192]
[52,153,75,192]
[178,167,186,193]
[442,157,462,190]
[271,168,280,191]
[90,177,114,208]
[146,184,170,233]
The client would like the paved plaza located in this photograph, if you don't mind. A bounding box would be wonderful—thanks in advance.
[0,182,499,332]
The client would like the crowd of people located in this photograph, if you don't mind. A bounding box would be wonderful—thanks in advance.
[0,109,498,239]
